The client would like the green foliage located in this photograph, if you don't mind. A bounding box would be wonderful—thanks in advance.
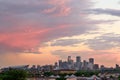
[110,75,113,79]
[58,73,67,77]
[74,70,99,77]
[0,77,2,80]
[0,69,27,80]
[44,72,54,77]
[118,75,120,80]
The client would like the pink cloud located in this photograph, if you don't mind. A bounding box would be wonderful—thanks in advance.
[0,24,71,53]
[48,0,69,6]
[0,0,95,55]
[43,0,71,16]
[43,7,57,14]
[57,6,71,16]
[0,26,49,53]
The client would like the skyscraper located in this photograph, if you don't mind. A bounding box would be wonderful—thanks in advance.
[59,60,62,69]
[89,58,94,64]
[75,56,82,70]
[93,64,99,70]
[82,60,88,70]
[54,62,58,68]
[68,56,71,63]
[76,56,81,63]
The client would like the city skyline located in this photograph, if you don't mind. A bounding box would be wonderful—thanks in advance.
[0,55,119,69]
[2,56,120,71]
[0,0,120,67]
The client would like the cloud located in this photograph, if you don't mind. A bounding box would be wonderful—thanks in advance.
[42,0,71,16]
[0,0,96,54]
[51,50,81,59]
[0,0,47,14]
[51,39,83,46]
[0,27,48,53]
[90,20,119,24]
[89,8,120,17]
[0,0,71,17]
[86,33,120,50]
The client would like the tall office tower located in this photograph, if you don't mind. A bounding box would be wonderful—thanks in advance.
[70,59,75,69]
[75,56,82,70]
[89,58,94,64]
[93,64,99,70]
[68,56,71,62]
[62,61,69,69]
[54,62,58,68]
[37,65,41,70]
[67,56,73,69]
[76,56,81,62]
[100,65,105,70]
[58,60,62,69]
[31,65,36,69]
[82,60,88,70]
[115,64,120,69]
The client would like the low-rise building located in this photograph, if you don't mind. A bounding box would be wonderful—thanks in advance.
[53,69,76,74]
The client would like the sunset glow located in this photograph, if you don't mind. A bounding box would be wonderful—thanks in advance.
[0,0,120,68]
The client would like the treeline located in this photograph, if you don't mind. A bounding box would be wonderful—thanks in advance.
[0,69,27,80]
[0,69,120,80]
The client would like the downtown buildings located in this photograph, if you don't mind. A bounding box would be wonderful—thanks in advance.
[54,56,99,71]
[1,56,120,74]
[1,56,120,79]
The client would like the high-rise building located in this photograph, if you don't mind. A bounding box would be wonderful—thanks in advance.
[62,61,69,69]
[100,65,105,70]
[76,56,81,63]
[115,64,120,69]
[67,56,74,69]
[54,62,58,68]
[68,56,71,63]
[89,58,94,64]
[59,60,62,69]
[93,64,99,70]
[37,65,41,70]
[82,60,88,70]
[31,65,36,69]
[55,56,99,70]
[75,56,82,70]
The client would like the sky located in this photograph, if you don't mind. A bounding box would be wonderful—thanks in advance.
[0,0,120,68]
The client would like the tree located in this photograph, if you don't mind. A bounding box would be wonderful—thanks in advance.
[44,72,54,77]
[118,75,120,80]
[74,70,99,77]
[0,69,27,80]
